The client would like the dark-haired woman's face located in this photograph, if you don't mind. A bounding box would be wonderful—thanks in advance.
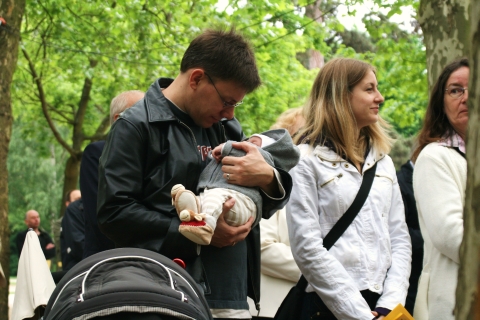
[444,66,469,139]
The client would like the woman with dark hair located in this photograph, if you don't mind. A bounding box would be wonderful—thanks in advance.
[287,58,411,319]
[412,58,469,320]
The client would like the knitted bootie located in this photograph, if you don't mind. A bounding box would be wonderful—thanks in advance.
[171,184,200,215]
[172,185,212,244]
[179,218,214,245]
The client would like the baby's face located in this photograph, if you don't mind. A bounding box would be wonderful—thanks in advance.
[248,136,262,147]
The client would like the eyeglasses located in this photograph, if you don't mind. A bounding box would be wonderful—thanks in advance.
[204,73,243,108]
[445,86,468,99]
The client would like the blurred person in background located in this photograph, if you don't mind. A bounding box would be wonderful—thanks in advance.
[61,197,84,271]
[412,58,469,320]
[80,90,145,258]
[60,189,82,269]
[16,210,56,260]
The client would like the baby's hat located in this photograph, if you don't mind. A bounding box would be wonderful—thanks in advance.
[250,134,276,148]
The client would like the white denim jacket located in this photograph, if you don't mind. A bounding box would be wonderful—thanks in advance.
[287,144,411,320]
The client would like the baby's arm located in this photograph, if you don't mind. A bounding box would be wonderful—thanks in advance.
[212,143,225,162]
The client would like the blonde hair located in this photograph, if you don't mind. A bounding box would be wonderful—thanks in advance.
[294,58,393,167]
[270,107,305,137]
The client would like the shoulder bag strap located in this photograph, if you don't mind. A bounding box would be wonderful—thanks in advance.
[296,162,378,290]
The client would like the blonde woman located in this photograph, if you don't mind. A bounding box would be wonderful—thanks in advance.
[287,58,411,320]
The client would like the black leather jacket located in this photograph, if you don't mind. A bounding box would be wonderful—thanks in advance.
[97,78,292,307]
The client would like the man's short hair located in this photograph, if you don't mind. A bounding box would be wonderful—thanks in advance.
[110,90,144,125]
[180,29,261,93]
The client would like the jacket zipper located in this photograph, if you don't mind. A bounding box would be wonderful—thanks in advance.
[178,120,203,256]
[320,173,343,188]
[178,121,198,149]
[375,173,393,182]
[220,122,227,142]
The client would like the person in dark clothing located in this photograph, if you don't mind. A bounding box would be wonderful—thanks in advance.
[81,141,111,258]
[60,189,81,264]
[397,160,424,314]
[60,199,85,270]
[97,29,292,319]
[16,210,55,260]
[81,90,144,258]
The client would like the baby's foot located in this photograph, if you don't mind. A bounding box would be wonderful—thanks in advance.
[171,185,200,215]
[179,210,206,222]
[179,222,214,245]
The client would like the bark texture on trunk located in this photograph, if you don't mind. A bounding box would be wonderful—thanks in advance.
[59,155,81,216]
[456,1,480,318]
[297,0,324,70]
[418,0,470,90]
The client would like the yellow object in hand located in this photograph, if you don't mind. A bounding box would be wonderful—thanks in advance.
[384,304,414,320]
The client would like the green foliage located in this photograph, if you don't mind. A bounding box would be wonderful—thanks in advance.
[7,0,429,271]
[8,119,66,274]
[373,36,428,136]
[362,11,428,136]
[322,1,427,136]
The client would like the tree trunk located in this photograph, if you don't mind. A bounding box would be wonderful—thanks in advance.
[455,1,480,319]
[418,0,471,90]
[296,0,324,70]
[0,0,26,316]
[59,155,81,217]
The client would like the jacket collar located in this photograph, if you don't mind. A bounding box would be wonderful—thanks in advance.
[144,78,178,123]
[313,144,386,170]
[363,148,385,171]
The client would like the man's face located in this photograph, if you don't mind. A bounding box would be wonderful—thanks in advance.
[25,210,40,229]
[188,75,247,128]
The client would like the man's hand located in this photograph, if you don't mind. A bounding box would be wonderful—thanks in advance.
[221,142,280,196]
[46,243,55,250]
[210,197,253,248]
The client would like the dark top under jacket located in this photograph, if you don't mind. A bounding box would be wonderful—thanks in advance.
[397,160,424,314]
[16,228,56,260]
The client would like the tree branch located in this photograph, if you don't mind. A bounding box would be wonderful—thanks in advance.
[72,58,98,150]
[21,47,76,156]
[48,103,74,124]
[93,103,104,114]
[84,115,110,141]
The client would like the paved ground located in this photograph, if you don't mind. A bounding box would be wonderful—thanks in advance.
[8,277,15,319]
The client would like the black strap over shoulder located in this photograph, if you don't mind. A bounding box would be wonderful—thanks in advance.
[323,162,377,250]
[452,147,466,160]
[296,162,378,290]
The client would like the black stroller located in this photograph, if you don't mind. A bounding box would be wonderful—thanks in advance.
[42,248,212,320]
